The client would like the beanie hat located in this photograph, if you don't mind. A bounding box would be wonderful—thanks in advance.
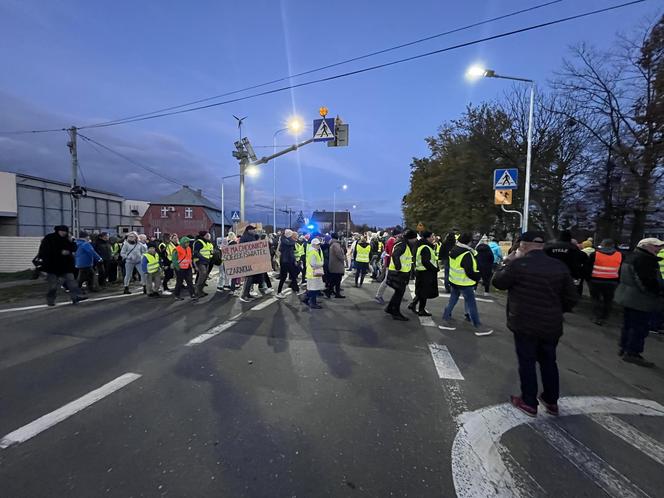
[54,225,69,233]
[582,240,593,249]
[311,238,321,245]
[78,230,89,239]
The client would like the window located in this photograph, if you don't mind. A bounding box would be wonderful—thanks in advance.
[160,206,168,218]
[154,228,162,239]
[184,207,193,219]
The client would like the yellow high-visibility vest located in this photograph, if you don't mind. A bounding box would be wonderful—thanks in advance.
[294,242,305,258]
[416,244,438,271]
[658,248,664,279]
[355,244,371,263]
[388,244,413,273]
[194,239,213,261]
[305,248,323,279]
[144,253,161,274]
[448,250,477,287]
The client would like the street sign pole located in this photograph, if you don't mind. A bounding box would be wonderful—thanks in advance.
[523,82,535,232]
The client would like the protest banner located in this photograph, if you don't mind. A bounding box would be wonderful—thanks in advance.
[221,238,271,279]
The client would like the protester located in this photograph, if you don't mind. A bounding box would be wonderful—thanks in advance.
[544,230,587,284]
[302,238,325,309]
[172,236,196,301]
[475,236,495,296]
[439,232,493,336]
[438,231,458,293]
[276,229,299,298]
[370,235,382,280]
[121,231,147,295]
[75,231,102,293]
[385,229,417,321]
[93,232,112,287]
[325,233,346,298]
[142,242,163,297]
[488,237,503,266]
[37,225,86,306]
[159,233,176,293]
[375,229,400,305]
[492,231,579,417]
[353,236,371,287]
[615,237,664,367]
[583,239,622,325]
[108,236,121,283]
[239,225,259,302]
[408,231,438,316]
[192,230,214,298]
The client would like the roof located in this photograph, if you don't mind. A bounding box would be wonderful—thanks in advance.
[13,171,122,197]
[152,185,220,211]
[310,211,353,223]
[203,208,224,225]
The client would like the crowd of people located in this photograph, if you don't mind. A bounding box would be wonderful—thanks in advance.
[34,222,664,417]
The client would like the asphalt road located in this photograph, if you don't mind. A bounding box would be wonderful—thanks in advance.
[0,271,663,497]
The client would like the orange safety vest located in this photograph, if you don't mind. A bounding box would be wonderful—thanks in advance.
[175,245,192,270]
[591,251,622,279]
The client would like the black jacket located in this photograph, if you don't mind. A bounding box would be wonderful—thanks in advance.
[438,234,456,263]
[492,250,578,341]
[278,236,296,264]
[240,231,258,244]
[544,241,587,279]
[475,243,494,274]
[415,241,439,299]
[38,232,77,275]
[615,248,664,312]
[93,238,112,262]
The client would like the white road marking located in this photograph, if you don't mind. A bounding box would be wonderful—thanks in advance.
[427,344,464,380]
[185,321,237,346]
[536,422,649,497]
[406,284,436,326]
[250,297,278,311]
[451,396,664,498]
[0,372,141,450]
[590,414,664,467]
[437,291,494,303]
[0,292,140,314]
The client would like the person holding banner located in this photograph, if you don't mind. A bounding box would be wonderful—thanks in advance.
[302,238,325,309]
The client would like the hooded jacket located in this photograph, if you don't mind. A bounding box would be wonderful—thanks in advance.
[75,239,102,269]
[614,248,664,312]
[448,244,481,285]
[121,238,146,263]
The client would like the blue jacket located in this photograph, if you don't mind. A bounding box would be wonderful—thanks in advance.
[75,239,102,269]
[488,241,503,264]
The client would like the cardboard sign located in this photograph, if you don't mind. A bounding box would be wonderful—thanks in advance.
[221,239,272,279]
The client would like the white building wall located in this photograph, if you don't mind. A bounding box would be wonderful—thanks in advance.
[0,236,41,272]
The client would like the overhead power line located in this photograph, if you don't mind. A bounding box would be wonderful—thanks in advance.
[82,0,564,129]
[0,0,646,135]
[76,0,645,130]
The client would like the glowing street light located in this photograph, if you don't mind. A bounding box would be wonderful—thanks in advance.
[272,115,305,231]
[465,64,536,231]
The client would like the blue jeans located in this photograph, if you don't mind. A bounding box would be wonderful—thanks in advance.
[443,285,480,326]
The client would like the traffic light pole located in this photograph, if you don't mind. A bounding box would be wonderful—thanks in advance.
[237,137,315,223]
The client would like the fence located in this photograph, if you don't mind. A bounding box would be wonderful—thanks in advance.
[0,236,41,273]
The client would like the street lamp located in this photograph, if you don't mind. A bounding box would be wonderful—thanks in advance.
[273,116,304,232]
[221,168,258,238]
[333,184,348,233]
[466,64,536,231]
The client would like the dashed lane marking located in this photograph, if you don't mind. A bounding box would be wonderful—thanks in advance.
[185,321,238,346]
[428,344,464,380]
[0,290,143,314]
[0,372,141,449]
[250,297,278,311]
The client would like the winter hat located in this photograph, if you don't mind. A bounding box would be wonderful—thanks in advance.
[54,225,69,233]
[324,235,332,243]
[421,230,433,239]
[78,230,89,239]
[179,236,191,245]
[284,229,293,238]
[582,240,593,249]
[311,238,321,246]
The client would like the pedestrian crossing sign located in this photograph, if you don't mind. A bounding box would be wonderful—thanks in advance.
[313,118,335,142]
[493,168,518,190]
[230,210,240,221]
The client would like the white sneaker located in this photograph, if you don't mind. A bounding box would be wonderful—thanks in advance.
[263,288,274,294]
[162,290,172,296]
[239,296,252,303]
[250,292,259,298]
[474,326,494,336]
[275,292,286,299]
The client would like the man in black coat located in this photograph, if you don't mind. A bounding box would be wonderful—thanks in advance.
[93,232,113,287]
[37,225,86,306]
[493,231,578,417]
[276,229,299,297]
[544,230,587,280]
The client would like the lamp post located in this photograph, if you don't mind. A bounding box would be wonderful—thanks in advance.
[221,169,258,239]
[272,117,304,233]
[333,184,348,233]
[466,65,535,231]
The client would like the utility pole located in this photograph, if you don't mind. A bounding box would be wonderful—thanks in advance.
[67,126,80,237]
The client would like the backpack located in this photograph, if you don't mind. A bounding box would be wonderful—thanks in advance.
[210,246,222,266]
